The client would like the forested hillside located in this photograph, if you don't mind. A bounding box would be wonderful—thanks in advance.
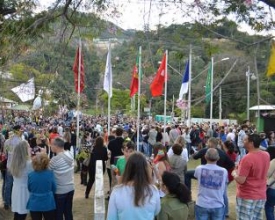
[0,10,274,121]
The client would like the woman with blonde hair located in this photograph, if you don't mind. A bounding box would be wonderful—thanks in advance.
[107,152,160,219]
[10,140,33,220]
[27,153,56,220]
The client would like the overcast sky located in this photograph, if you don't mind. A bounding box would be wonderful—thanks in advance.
[38,0,274,35]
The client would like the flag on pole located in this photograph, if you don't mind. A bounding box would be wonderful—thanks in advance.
[267,41,275,77]
[130,55,139,97]
[178,60,189,100]
[150,53,167,97]
[11,78,35,102]
[103,44,113,97]
[73,47,85,93]
[205,62,212,103]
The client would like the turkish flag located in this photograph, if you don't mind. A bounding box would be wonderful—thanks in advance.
[150,53,167,97]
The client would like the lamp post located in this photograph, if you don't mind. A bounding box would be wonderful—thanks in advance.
[246,66,256,120]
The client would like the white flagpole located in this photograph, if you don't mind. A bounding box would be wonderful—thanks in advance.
[210,57,214,125]
[76,39,81,151]
[164,50,168,131]
[137,46,142,151]
[107,41,111,136]
[187,45,192,127]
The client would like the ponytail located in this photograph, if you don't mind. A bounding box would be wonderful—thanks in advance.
[162,171,191,204]
[174,182,191,204]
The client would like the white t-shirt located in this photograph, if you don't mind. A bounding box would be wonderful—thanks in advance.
[194,164,227,209]
[167,147,189,162]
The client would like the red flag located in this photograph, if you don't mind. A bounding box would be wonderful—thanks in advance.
[130,56,139,97]
[73,47,84,93]
[150,53,167,97]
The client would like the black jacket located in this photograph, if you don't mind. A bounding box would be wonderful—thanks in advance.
[108,137,124,164]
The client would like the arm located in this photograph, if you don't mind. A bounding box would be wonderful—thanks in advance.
[106,189,118,220]
[232,170,247,184]
[193,149,205,160]
[51,171,57,193]
[232,158,250,184]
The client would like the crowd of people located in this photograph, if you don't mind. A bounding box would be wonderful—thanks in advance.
[0,114,275,219]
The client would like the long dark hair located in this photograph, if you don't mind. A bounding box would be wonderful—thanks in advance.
[121,152,152,206]
[162,171,191,204]
[94,136,104,149]
[223,140,235,154]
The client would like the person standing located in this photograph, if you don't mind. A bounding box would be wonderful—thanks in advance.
[148,125,157,156]
[10,140,33,220]
[194,148,228,220]
[265,152,275,220]
[27,153,56,220]
[49,138,74,220]
[233,134,270,220]
[237,124,248,160]
[4,125,22,210]
[107,152,161,220]
[169,125,179,147]
[158,171,191,220]
[108,127,124,166]
[85,136,108,198]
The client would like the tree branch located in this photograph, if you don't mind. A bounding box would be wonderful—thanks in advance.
[260,0,275,10]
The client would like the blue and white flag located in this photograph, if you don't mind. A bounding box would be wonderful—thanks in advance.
[178,60,189,100]
[103,43,113,97]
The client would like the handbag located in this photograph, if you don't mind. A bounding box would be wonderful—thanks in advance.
[83,153,91,167]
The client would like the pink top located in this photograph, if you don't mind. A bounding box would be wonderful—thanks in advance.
[237,150,270,200]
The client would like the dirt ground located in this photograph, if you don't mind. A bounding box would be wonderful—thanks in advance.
[0,159,264,220]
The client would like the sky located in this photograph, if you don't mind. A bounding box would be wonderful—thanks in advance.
[38,0,275,36]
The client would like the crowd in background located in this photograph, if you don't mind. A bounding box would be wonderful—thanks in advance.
[0,113,275,219]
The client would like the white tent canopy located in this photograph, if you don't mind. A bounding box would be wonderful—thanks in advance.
[249,105,275,111]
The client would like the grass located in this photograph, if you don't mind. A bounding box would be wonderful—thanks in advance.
[188,159,237,220]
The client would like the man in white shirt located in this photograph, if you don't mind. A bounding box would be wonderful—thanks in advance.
[194,148,227,219]
[227,128,235,142]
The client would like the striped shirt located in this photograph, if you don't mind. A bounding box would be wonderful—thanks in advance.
[49,151,74,194]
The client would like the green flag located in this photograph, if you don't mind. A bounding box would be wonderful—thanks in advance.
[205,62,212,103]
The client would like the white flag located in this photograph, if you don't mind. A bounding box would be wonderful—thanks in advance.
[32,95,42,110]
[11,78,35,102]
[103,44,113,97]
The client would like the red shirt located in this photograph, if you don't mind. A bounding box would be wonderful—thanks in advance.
[227,152,237,183]
[237,150,270,200]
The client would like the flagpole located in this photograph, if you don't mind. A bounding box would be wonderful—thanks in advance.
[164,50,168,131]
[187,45,192,127]
[210,57,214,126]
[137,46,142,151]
[107,41,111,135]
[76,38,81,152]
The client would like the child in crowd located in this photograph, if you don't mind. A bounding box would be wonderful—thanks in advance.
[114,141,136,183]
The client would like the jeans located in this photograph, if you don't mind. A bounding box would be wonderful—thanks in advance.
[4,170,13,206]
[265,188,275,220]
[224,186,229,216]
[142,142,150,157]
[1,170,6,199]
[184,169,196,191]
[186,143,191,156]
[239,147,246,160]
[55,190,74,220]
[195,205,225,220]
